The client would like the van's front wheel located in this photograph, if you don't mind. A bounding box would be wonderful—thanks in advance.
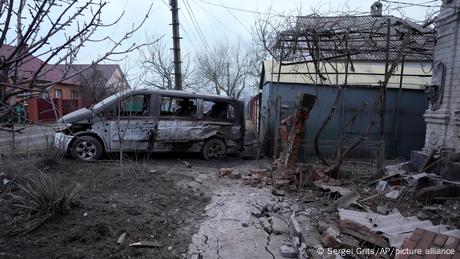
[202,138,226,160]
[70,135,103,161]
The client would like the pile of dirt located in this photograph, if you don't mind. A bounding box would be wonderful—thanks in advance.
[0,158,210,259]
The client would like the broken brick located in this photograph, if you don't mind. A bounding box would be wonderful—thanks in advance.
[321,226,341,248]
[417,230,436,250]
[402,238,417,249]
[337,220,389,248]
[433,233,449,247]
[218,168,233,177]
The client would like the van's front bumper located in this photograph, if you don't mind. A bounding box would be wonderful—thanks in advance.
[53,132,74,152]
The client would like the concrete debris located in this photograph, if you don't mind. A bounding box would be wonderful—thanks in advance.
[384,163,409,177]
[271,189,285,196]
[297,243,308,259]
[229,170,241,179]
[317,183,361,208]
[385,189,402,199]
[180,160,192,168]
[249,206,263,218]
[291,236,300,249]
[2,178,11,188]
[259,217,272,234]
[279,244,297,258]
[317,184,351,196]
[270,216,289,235]
[117,232,127,245]
[250,168,269,176]
[332,191,360,209]
[193,177,203,184]
[129,241,161,248]
[289,212,302,238]
[376,180,388,192]
[218,168,242,179]
[242,168,271,186]
[317,221,331,234]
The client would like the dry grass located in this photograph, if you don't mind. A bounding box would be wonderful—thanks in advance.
[6,171,80,235]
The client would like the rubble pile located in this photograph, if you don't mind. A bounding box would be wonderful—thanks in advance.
[213,151,460,258]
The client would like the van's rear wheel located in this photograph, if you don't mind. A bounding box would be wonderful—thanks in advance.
[70,135,103,161]
[202,138,226,160]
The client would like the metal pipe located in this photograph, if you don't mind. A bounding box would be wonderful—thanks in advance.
[394,56,405,154]
[381,18,391,141]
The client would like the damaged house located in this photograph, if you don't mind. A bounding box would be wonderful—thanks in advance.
[257,7,436,162]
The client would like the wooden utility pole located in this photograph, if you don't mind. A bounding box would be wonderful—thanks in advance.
[170,0,182,90]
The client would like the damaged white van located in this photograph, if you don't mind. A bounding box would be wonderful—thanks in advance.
[54,89,245,160]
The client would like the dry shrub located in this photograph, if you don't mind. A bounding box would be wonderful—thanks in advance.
[6,171,80,235]
[34,135,64,171]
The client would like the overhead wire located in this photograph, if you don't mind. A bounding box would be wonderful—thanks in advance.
[215,0,252,34]
[196,0,288,17]
[380,0,443,8]
[191,0,241,37]
[182,0,212,52]
[159,0,202,53]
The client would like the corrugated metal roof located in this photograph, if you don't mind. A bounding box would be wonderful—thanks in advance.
[338,209,460,248]
[276,15,435,63]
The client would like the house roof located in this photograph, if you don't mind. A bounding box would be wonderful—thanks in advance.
[0,45,125,87]
[276,15,435,63]
[0,45,46,79]
[46,64,122,86]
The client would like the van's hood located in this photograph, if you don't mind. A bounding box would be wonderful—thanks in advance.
[58,108,92,124]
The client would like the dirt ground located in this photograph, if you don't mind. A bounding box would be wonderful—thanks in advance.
[0,152,236,259]
[1,151,459,259]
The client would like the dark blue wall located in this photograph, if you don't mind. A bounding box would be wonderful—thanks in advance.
[260,82,428,158]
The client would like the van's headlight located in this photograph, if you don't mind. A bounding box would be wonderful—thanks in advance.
[54,123,72,131]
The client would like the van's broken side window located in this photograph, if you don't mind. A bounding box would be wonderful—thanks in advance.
[160,96,197,117]
[118,94,150,117]
[203,100,235,120]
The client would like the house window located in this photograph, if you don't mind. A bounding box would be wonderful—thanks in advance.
[55,89,62,98]
[71,90,79,99]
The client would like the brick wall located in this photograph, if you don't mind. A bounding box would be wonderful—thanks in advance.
[423,1,460,153]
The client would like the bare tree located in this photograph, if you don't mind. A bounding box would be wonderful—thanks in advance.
[75,64,129,103]
[195,40,256,99]
[0,0,151,120]
[138,36,194,90]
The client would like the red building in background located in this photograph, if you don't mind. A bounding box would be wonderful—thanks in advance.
[0,45,129,122]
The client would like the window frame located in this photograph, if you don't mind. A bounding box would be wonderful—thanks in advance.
[202,99,236,122]
[54,89,62,99]
[158,95,198,118]
[99,93,153,118]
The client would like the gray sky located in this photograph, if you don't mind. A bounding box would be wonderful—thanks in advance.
[74,0,441,84]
